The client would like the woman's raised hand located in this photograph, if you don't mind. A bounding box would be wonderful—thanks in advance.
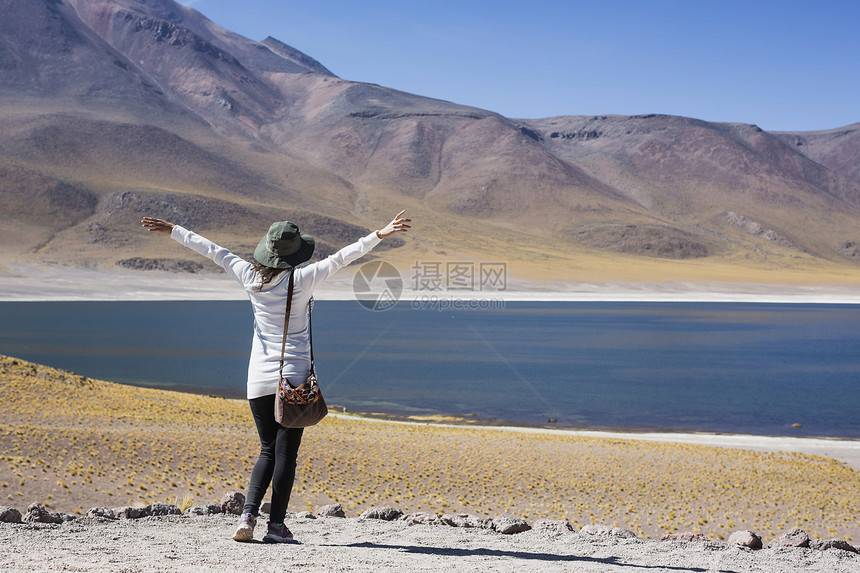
[376,210,411,239]
[141,217,175,234]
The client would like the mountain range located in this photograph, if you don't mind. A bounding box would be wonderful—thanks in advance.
[2,0,859,286]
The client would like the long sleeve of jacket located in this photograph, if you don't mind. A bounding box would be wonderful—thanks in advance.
[169,225,384,398]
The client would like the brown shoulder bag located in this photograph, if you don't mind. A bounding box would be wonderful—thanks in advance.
[274,270,328,428]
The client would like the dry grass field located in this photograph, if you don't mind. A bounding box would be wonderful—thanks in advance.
[1,354,857,543]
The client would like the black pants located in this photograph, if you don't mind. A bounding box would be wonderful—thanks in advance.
[242,394,304,523]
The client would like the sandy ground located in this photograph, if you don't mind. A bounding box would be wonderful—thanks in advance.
[4,264,860,303]
[1,513,858,573]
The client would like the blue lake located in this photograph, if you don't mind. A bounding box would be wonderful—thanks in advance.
[0,300,858,438]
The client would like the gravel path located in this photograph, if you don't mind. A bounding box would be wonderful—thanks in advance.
[1,513,857,573]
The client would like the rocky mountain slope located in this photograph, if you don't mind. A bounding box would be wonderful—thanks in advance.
[1,0,859,284]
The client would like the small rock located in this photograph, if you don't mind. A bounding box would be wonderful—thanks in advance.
[579,524,636,538]
[294,511,316,520]
[86,507,116,520]
[580,523,612,536]
[440,513,486,528]
[260,501,271,515]
[491,515,531,535]
[183,504,222,516]
[219,491,245,515]
[314,503,345,518]
[0,507,22,524]
[401,512,442,525]
[360,507,403,521]
[533,519,574,534]
[660,532,707,542]
[148,503,181,517]
[113,506,149,519]
[727,530,762,549]
[768,528,810,548]
[23,503,63,524]
[59,513,77,522]
[809,539,857,553]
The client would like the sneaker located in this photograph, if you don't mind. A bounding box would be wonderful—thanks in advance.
[232,513,256,542]
[263,522,297,544]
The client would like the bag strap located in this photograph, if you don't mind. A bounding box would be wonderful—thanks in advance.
[278,270,315,379]
[279,270,295,380]
[308,297,315,374]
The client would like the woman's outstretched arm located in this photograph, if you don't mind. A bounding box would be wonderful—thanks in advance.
[375,210,411,239]
[143,210,411,239]
[140,217,175,234]
[297,209,412,291]
[140,216,256,287]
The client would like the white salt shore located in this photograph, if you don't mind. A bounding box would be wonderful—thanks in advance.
[3,264,860,303]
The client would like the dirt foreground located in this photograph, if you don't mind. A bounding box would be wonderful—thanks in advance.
[2,512,858,573]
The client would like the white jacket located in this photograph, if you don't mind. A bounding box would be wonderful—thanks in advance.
[171,225,382,399]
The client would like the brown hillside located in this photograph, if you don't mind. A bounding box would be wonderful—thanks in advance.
[775,124,860,186]
[1,0,860,285]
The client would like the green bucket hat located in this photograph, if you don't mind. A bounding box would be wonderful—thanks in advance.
[253,221,315,269]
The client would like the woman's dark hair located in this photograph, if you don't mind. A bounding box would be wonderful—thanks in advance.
[251,260,288,291]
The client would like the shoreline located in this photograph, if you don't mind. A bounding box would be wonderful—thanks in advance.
[6,348,859,469]
[327,412,860,471]
[33,369,860,452]
[10,367,860,452]
[2,264,860,303]
[116,379,860,445]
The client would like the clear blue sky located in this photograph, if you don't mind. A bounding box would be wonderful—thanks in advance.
[180,0,859,132]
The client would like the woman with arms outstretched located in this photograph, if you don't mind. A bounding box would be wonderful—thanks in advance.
[141,210,411,543]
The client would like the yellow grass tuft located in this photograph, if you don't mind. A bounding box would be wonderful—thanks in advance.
[165,493,195,512]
